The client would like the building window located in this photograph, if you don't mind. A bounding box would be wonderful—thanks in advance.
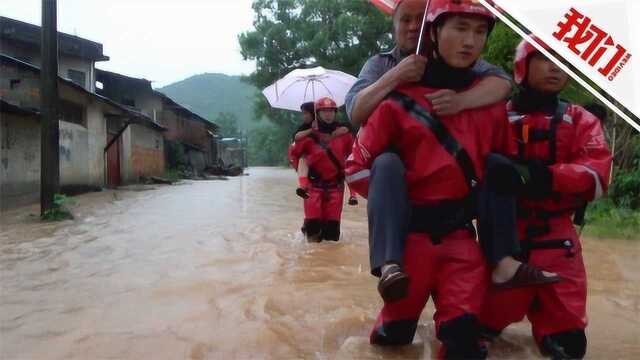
[9,79,21,89]
[59,100,86,127]
[67,69,86,88]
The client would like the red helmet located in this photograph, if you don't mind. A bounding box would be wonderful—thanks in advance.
[315,97,337,111]
[426,0,496,26]
[513,36,551,85]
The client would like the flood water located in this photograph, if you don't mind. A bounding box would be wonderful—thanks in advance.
[1,168,638,359]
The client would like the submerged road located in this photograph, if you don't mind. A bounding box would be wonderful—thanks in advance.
[1,167,638,359]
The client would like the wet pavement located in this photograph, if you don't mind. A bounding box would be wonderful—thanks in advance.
[1,167,638,359]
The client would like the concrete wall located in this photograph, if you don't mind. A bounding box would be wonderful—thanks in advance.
[59,120,90,186]
[0,39,38,65]
[121,125,133,183]
[1,39,95,92]
[86,101,107,186]
[0,62,41,109]
[0,112,40,208]
[129,124,164,179]
[59,55,95,92]
[138,93,163,122]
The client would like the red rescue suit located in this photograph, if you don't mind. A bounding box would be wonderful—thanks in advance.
[290,131,354,241]
[479,102,612,348]
[346,83,515,351]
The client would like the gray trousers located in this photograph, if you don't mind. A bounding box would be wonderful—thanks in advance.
[367,152,521,277]
[368,153,410,277]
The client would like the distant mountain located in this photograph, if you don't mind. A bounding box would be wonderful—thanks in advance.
[156,73,266,130]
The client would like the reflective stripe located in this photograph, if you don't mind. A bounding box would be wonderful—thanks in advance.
[579,165,604,200]
[562,114,574,124]
[346,169,370,183]
[508,113,524,123]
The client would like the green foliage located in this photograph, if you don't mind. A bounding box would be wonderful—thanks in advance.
[163,168,182,183]
[609,140,640,209]
[237,0,393,165]
[482,22,520,75]
[157,73,265,131]
[248,125,293,166]
[585,199,640,240]
[239,0,392,129]
[41,194,75,221]
[215,112,242,138]
[165,141,187,168]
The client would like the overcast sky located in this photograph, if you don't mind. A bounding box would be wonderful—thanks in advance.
[1,0,257,87]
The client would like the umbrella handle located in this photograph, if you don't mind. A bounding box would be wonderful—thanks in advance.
[416,0,432,56]
[312,80,318,126]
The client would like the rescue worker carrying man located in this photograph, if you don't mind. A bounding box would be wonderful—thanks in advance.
[292,102,358,205]
[290,97,354,242]
[478,37,612,359]
[346,1,514,356]
[345,0,535,304]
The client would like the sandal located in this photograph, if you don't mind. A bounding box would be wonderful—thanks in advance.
[296,187,309,199]
[493,263,561,289]
[378,264,410,303]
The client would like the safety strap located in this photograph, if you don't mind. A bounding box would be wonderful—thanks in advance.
[308,133,345,181]
[548,101,569,165]
[409,197,477,244]
[513,100,589,234]
[519,238,575,262]
[512,100,569,165]
[388,91,479,191]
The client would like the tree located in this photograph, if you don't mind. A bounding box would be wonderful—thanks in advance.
[239,0,391,126]
[238,0,392,165]
[248,125,292,166]
[215,112,241,138]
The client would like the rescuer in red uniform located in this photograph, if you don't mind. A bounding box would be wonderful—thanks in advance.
[292,102,356,204]
[478,37,613,360]
[346,1,514,357]
[290,97,354,242]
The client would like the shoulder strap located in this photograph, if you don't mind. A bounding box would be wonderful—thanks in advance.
[548,100,569,164]
[388,91,479,191]
[308,133,345,180]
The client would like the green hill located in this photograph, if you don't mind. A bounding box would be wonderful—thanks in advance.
[156,73,266,132]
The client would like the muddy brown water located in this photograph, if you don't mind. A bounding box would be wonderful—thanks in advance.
[1,168,638,359]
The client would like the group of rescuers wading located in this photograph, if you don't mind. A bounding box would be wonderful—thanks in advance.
[287,0,612,358]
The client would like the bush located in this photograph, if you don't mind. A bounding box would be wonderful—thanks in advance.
[166,141,187,168]
[585,198,640,240]
[609,166,640,209]
[41,193,75,221]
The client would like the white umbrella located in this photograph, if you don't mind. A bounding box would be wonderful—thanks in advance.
[262,66,358,112]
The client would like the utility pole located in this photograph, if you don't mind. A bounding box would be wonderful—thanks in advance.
[40,0,60,215]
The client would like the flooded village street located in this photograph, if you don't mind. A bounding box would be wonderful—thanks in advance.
[1,168,639,359]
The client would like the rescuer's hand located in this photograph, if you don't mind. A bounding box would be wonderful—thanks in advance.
[331,126,349,138]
